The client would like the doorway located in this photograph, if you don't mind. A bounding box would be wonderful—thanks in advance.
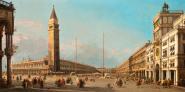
[156,64,160,81]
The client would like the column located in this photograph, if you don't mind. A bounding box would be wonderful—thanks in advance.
[0,26,3,80]
[5,32,13,87]
[174,70,177,85]
[175,69,179,86]
[140,71,141,78]
[139,71,141,78]
[152,71,154,80]
[159,68,162,81]
[154,69,156,82]
[167,70,170,80]
[162,70,164,80]
[142,71,143,78]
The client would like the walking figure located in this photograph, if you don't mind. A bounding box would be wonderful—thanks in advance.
[40,79,44,88]
[115,78,123,87]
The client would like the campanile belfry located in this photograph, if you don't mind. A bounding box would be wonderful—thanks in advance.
[48,6,60,72]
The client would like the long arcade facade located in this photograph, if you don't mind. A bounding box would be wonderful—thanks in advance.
[12,57,97,75]
[117,3,185,86]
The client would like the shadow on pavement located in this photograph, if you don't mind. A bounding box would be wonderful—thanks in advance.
[0,86,115,92]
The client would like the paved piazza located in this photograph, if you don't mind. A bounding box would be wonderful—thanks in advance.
[0,77,185,92]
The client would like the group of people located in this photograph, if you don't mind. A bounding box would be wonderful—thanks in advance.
[76,77,86,88]
[22,77,44,89]
[55,77,66,87]
[55,77,86,88]
[0,77,7,88]
[157,79,173,88]
[113,78,127,88]
[32,77,44,88]
[16,75,22,81]
[133,77,174,88]
[136,79,143,87]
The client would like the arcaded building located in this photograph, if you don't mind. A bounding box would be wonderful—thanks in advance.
[11,7,97,75]
[116,60,129,74]
[145,43,154,80]
[160,14,185,85]
[116,43,150,78]
[12,57,97,75]
[117,3,185,86]
[129,43,149,78]
[152,3,185,85]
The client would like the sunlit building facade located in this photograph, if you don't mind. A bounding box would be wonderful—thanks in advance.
[12,57,97,75]
[117,3,185,86]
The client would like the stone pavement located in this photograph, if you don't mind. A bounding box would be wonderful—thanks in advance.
[0,79,185,92]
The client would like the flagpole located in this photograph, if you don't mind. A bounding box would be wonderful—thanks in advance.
[75,37,77,73]
[103,32,105,77]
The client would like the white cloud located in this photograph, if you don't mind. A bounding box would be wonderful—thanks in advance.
[111,48,131,57]
[13,34,29,44]
[59,16,149,67]
[15,19,44,30]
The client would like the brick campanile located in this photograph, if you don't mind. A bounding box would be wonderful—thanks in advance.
[48,6,60,72]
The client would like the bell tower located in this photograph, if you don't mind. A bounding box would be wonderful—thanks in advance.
[48,6,60,72]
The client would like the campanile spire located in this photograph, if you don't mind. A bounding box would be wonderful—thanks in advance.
[48,6,60,72]
[50,5,58,20]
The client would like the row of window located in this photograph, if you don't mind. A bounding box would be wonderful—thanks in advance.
[162,36,175,46]
[13,64,45,68]
[162,60,185,68]
[162,34,185,55]
[147,65,153,69]
[147,56,154,62]
[154,17,173,29]
[60,65,88,70]
[162,59,175,68]
[146,49,153,55]
[162,45,175,57]
[162,33,185,47]
[162,17,173,24]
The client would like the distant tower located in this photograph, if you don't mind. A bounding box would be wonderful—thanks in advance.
[48,6,60,72]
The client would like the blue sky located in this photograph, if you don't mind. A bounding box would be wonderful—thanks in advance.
[3,0,185,69]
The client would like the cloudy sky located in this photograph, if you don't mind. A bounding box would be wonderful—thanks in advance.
[2,0,185,69]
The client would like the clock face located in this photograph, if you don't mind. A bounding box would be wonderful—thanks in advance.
[0,9,7,19]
